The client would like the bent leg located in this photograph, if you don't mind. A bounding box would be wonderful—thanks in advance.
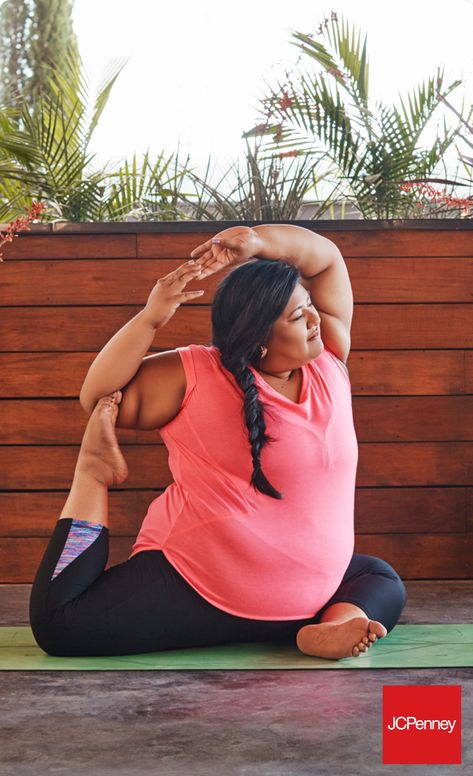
[313,553,408,634]
[29,390,307,657]
[29,517,110,653]
[294,554,407,659]
[29,521,323,658]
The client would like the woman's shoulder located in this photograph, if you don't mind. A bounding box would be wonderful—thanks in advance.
[177,343,216,355]
[176,343,220,369]
[308,344,350,380]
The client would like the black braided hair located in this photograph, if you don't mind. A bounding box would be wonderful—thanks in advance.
[211,258,300,499]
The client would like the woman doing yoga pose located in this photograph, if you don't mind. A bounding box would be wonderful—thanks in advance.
[29,224,407,659]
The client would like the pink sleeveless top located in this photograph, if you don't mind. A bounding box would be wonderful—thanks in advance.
[128,343,359,620]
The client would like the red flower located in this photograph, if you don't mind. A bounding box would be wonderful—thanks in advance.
[279,91,294,113]
[0,201,46,261]
[399,183,473,212]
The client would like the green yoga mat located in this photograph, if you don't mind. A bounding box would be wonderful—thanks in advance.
[0,625,471,670]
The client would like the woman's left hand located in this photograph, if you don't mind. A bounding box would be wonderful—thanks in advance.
[189,226,263,278]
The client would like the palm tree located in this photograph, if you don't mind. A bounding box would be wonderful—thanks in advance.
[244,14,467,218]
[177,128,337,221]
[0,51,193,221]
[105,147,197,222]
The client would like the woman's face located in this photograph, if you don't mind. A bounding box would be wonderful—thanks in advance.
[262,282,323,372]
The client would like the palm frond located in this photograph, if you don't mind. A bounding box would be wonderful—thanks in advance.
[244,12,467,217]
[324,15,369,103]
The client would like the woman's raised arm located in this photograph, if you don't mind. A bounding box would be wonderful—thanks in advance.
[79,259,205,415]
[189,224,353,363]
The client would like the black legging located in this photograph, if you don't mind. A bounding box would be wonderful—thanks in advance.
[29,518,407,657]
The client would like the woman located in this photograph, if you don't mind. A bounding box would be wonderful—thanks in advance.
[29,224,407,659]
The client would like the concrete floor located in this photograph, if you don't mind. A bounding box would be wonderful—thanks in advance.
[0,581,471,776]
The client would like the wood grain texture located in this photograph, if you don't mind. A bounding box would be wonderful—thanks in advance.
[4,226,473,258]
[3,234,136,260]
[0,446,171,489]
[467,488,473,532]
[466,351,473,394]
[0,353,101,396]
[0,306,210,351]
[2,257,472,305]
[137,230,473,258]
[0,399,159,443]
[353,534,473,578]
[0,491,158,535]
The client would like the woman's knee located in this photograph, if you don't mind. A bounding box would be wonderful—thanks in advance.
[30,601,83,657]
[360,554,401,580]
[376,556,406,587]
[361,555,408,607]
[30,621,63,657]
[31,623,94,657]
[374,558,407,616]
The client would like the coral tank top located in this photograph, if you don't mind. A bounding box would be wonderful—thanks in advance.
[128,342,359,620]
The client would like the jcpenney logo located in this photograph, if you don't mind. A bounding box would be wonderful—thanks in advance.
[383,686,462,765]
[387,716,457,734]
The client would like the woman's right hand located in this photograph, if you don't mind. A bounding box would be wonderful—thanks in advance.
[141,259,205,329]
[189,226,263,274]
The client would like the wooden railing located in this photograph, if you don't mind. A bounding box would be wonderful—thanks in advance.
[1,220,472,582]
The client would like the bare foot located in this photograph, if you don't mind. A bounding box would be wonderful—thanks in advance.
[76,391,128,487]
[296,617,388,660]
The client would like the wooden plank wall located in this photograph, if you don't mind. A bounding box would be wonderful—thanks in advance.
[0,224,472,582]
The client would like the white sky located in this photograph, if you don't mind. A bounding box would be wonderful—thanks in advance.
[71,0,473,193]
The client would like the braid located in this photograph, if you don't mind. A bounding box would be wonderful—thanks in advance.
[210,257,300,499]
[220,351,284,500]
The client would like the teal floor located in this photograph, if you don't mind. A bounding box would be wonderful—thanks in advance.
[1,623,472,670]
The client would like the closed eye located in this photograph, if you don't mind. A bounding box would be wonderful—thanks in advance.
[293,300,315,320]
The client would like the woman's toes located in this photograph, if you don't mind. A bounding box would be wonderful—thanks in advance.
[352,645,360,656]
[368,620,387,639]
[369,633,378,642]
[362,636,369,645]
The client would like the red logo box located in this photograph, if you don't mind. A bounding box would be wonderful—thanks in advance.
[383,685,462,764]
